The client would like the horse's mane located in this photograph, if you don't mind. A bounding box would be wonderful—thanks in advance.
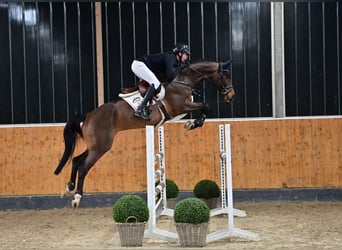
[190,59,211,63]
[189,59,216,65]
[164,60,218,86]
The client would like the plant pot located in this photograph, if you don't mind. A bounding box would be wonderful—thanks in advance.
[201,197,218,209]
[175,222,208,247]
[116,216,146,247]
[167,198,177,209]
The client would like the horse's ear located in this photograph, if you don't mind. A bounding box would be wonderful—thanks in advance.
[220,59,232,72]
[221,59,232,69]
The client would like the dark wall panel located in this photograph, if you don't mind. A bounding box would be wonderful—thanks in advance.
[9,3,26,123]
[52,2,67,122]
[324,2,339,115]
[258,2,272,117]
[4,1,340,123]
[0,2,97,124]
[24,2,40,123]
[102,1,273,119]
[0,3,12,123]
[38,2,54,123]
[285,2,341,116]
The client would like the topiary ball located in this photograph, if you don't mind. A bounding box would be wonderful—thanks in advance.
[174,198,210,224]
[112,195,149,223]
[156,179,179,199]
[193,179,220,199]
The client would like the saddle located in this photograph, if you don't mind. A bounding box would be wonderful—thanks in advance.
[121,80,149,96]
[118,81,165,108]
[118,80,187,125]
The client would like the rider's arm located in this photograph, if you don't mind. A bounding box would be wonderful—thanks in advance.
[164,53,179,81]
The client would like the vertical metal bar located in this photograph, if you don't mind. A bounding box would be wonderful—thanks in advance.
[173,2,176,44]
[91,2,97,107]
[131,2,137,83]
[132,2,136,57]
[229,2,234,117]
[63,2,69,121]
[50,2,55,122]
[8,3,14,122]
[337,2,341,115]
[308,2,312,115]
[118,2,123,89]
[36,2,42,122]
[200,2,204,57]
[215,2,218,61]
[95,2,104,106]
[146,2,150,53]
[22,2,28,122]
[243,2,247,116]
[158,126,166,209]
[294,2,298,115]
[322,2,327,114]
[215,2,219,114]
[271,2,285,118]
[77,2,83,112]
[219,124,227,208]
[224,124,234,229]
[187,2,190,47]
[200,2,206,103]
[104,2,110,102]
[160,2,163,51]
[146,125,156,233]
[257,3,261,116]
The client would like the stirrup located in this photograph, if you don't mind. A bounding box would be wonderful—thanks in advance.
[134,107,152,120]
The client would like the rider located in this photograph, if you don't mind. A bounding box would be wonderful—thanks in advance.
[131,43,190,120]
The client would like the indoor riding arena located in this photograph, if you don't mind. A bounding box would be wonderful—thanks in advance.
[0,2,341,250]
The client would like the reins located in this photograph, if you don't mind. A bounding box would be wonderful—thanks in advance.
[172,62,233,96]
[172,64,210,88]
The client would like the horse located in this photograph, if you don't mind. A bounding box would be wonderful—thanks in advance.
[54,59,235,208]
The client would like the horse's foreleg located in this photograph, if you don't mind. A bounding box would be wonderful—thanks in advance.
[183,102,210,130]
[184,112,207,130]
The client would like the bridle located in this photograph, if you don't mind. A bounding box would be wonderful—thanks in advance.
[187,63,234,96]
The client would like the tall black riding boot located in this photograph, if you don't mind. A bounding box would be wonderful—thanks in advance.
[134,85,156,120]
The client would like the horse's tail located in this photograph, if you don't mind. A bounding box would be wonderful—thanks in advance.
[54,114,85,175]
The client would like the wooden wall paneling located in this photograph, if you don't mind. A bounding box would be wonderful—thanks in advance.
[0,118,341,197]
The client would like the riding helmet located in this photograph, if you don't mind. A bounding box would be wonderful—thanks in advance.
[173,43,190,55]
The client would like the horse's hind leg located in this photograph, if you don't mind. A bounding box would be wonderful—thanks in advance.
[60,150,88,198]
[71,150,105,208]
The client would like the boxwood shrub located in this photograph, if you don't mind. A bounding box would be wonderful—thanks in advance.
[112,195,149,223]
[173,198,210,224]
[156,179,179,199]
[193,179,220,199]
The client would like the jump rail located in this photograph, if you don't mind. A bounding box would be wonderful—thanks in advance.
[144,125,259,244]
[144,125,177,242]
[207,124,259,242]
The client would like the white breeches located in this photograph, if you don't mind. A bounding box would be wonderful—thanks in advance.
[131,60,161,89]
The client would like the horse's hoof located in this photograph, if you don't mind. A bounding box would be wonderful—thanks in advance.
[60,189,68,198]
[71,193,82,208]
[184,121,195,130]
[71,199,79,208]
[60,186,72,198]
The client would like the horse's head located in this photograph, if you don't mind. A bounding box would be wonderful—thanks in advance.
[186,60,235,102]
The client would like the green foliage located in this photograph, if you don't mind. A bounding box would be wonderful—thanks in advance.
[112,195,149,223]
[156,179,179,199]
[193,179,220,199]
[173,198,210,224]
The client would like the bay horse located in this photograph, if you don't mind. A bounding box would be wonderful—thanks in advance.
[54,59,234,208]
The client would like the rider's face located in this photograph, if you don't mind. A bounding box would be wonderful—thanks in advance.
[179,52,189,62]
